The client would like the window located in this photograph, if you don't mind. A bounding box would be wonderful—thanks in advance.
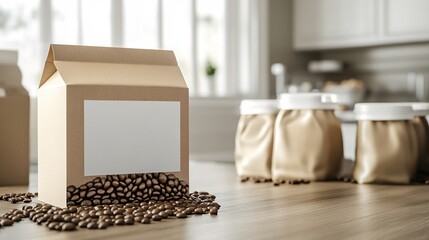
[0,0,262,98]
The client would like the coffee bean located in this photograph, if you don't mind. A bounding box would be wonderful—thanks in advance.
[176,212,187,218]
[114,218,125,225]
[87,222,98,229]
[1,218,14,226]
[151,215,162,221]
[141,218,151,224]
[209,207,218,215]
[48,222,58,230]
[112,181,119,187]
[67,186,76,192]
[81,200,92,206]
[86,191,96,198]
[124,218,134,225]
[146,179,152,188]
[103,181,111,189]
[159,173,168,184]
[194,208,204,215]
[62,223,77,231]
[78,220,88,228]
[98,222,109,229]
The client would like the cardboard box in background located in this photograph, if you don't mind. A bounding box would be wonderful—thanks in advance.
[0,50,30,186]
[38,45,189,207]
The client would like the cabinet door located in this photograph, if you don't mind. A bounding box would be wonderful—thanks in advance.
[293,0,379,50]
[383,0,429,44]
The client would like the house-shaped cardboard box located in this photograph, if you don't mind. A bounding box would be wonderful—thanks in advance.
[38,45,189,207]
[0,50,30,186]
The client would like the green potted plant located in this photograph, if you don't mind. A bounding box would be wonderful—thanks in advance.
[205,60,217,96]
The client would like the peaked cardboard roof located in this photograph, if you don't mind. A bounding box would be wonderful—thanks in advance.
[39,44,188,89]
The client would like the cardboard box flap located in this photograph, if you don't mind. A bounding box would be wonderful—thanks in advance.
[40,44,187,88]
[0,50,26,94]
[0,65,22,88]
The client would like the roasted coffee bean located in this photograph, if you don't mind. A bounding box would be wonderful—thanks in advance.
[1,218,14,226]
[112,181,120,187]
[67,186,76,192]
[124,218,134,225]
[103,181,111,189]
[48,222,59,230]
[176,212,187,218]
[141,217,151,224]
[62,223,77,231]
[78,220,88,228]
[194,208,204,215]
[80,200,91,206]
[209,207,218,215]
[86,191,96,198]
[151,215,162,221]
[98,222,109,229]
[87,222,98,229]
[114,218,125,225]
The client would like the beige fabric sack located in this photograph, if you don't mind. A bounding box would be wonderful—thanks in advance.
[411,103,429,175]
[235,100,278,180]
[353,103,418,184]
[272,93,343,182]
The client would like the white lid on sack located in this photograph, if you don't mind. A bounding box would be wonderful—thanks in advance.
[384,102,429,117]
[412,103,429,116]
[278,93,337,110]
[354,103,414,121]
[240,99,278,115]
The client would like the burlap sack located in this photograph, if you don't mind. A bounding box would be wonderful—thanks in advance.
[272,109,343,182]
[235,113,276,180]
[354,120,418,184]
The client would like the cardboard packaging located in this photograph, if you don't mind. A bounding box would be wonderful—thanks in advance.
[0,50,30,186]
[38,45,189,207]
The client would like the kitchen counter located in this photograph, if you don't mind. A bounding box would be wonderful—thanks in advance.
[1,161,429,240]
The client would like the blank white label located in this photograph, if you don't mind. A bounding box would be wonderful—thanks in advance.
[84,100,180,176]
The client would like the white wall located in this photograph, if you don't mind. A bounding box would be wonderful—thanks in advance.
[189,98,240,162]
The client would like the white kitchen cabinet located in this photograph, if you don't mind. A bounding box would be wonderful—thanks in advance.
[293,0,429,50]
[293,0,379,50]
[382,0,429,44]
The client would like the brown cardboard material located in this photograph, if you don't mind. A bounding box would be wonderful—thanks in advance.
[0,50,30,186]
[38,45,189,207]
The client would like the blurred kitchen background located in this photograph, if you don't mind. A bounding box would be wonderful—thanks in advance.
[1,0,429,164]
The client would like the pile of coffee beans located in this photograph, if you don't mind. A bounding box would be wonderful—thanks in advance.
[0,192,37,204]
[0,191,220,232]
[67,173,189,206]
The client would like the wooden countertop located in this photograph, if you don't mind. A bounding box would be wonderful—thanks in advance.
[1,161,429,240]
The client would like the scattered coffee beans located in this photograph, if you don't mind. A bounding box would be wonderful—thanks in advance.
[0,192,36,204]
[240,176,311,186]
[0,191,220,232]
[240,176,272,183]
[272,179,311,186]
[336,177,357,184]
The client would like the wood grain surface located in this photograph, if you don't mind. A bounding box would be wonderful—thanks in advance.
[1,161,429,240]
